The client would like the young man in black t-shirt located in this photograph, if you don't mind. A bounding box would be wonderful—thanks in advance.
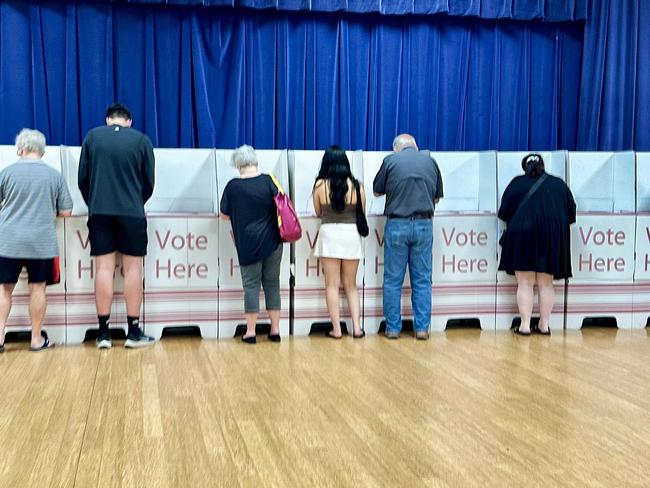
[78,103,155,349]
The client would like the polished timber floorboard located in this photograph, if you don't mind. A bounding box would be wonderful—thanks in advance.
[0,329,649,487]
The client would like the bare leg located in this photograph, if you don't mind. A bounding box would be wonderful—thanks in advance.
[121,254,143,317]
[321,258,342,337]
[341,259,362,336]
[28,283,47,347]
[268,310,280,336]
[94,253,116,316]
[536,272,555,332]
[0,283,16,345]
[515,271,535,333]
[244,313,258,339]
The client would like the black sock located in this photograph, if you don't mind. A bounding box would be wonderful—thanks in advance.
[98,315,110,335]
[127,316,140,336]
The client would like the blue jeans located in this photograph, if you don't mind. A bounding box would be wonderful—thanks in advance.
[383,218,433,334]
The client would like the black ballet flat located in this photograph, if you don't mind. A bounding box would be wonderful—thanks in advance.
[532,324,551,336]
[267,334,281,342]
[241,335,256,344]
[512,325,531,336]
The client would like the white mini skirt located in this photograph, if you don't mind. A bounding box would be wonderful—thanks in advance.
[313,223,363,260]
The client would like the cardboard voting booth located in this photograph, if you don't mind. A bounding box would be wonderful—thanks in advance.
[291,150,364,336]
[431,152,497,331]
[0,146,66,343]
[144,149,219,339]
[495,151,568,331]
[633,153,650,328]
[61,147,129,343]
[216,150,290,339]
[362,151,415,333]
[566,152,636,329]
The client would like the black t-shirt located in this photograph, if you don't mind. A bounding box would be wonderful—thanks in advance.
[78,125,155,217]
[220,174,281,266]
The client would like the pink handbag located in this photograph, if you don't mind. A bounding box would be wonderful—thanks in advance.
[269,173,302,242]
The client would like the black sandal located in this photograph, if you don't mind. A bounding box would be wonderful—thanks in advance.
[241,335,256,344]
[353,330,366,338]
[267,334,281,342]
[532,324,551,336]
[512,325,531,336]
[0,343,4,353]
[327,331,343,340]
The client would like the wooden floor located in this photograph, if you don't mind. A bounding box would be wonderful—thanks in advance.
[0,329,649,488]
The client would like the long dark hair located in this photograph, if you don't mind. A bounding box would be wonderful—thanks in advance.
[314,145,354,212]
[521,153,545,177]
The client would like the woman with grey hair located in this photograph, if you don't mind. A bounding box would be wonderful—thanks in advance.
[0,129,73,352]
[220,145,283,344]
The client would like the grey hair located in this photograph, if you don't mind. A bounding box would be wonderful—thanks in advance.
[231,144,258,169]
[15,128,46,156]
[392,134,418,151]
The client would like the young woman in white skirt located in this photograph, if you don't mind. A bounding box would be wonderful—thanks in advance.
[312,145,366,339]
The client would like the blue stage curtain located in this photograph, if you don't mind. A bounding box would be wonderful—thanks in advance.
[0,1,584,151]
[75,0,588,22]
[577,0,650,151]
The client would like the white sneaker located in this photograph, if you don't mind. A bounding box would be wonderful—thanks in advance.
[96,332,113,349]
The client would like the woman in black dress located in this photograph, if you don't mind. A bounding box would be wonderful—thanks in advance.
[498,154,576,336]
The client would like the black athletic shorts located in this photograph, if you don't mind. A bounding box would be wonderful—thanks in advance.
[0,256,61,285]
[87,215,148,257]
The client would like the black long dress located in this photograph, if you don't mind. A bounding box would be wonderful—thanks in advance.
[498,173,576,279]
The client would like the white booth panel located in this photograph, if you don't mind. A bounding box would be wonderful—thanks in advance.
[495,151,567,331]
[61,146,87,215]
[568,152,635,213]
[291,150,364,335]
[433,151,497,214]
[566,152,636,329]
[216,149,290,339]
[362,151,392,216]
[64,216,128,343]
[633,153,650,326]
[146,149,217,214]
[0,144,61,172]
[144,216,219,339]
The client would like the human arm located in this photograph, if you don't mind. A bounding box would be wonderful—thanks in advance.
[220,183,231,221]
[142,136,155,203]
[434,161,444,205]
[373,159,388,197]
[78,135,91,204]
[567,185,577,224]
[312,180,324,217]
[57,174,74,217]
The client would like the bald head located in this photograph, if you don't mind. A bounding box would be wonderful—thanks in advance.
[392,134,418,152]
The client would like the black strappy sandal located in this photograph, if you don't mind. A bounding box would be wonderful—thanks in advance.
[353,330,366,338]
[512,325,531,336]
[532,324,551,336]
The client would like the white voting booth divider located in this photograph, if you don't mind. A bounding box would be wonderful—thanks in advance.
[291,150,364,336]
[495,152,568,331]
[633,153,650,328]
[362,151,414,333]
[143,149,219,339]
[566,152,636,329]
[216,150,291,339]
[432,152,497,331]
[0,146,66,343]
[62,146,129,343]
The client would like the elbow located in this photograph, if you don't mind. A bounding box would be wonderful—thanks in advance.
[58,210,72,218]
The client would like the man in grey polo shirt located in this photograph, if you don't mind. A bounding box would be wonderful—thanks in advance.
[373,134,443,340]
[0,129,73,352]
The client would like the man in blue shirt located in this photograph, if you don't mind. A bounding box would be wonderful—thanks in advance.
[373,134,443,340]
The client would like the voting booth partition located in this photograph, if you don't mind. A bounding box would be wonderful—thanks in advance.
[362,151,414,333]
[495,152,568,331]
[432,152,497,331]
[62,146,130,343]
[0,146,66,343]
[216,150,291,339]
[566,152,636,329]
[143,149,219,339]
[633,153,650,328]
[291,150,364,336]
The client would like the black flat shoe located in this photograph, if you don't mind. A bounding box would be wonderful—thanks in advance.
[353,330,366,338]
[241,335,256,344]
[0,343,4,353]
[267,334,281,342]
[532,324,551,336]
[512,325,531,336]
